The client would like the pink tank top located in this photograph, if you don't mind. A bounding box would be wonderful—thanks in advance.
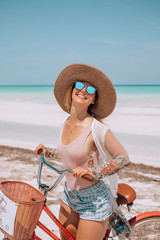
[57,123,99,190]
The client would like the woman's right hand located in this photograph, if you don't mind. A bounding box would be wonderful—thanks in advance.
[35,144,47,155]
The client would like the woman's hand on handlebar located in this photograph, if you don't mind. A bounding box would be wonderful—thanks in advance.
[35,144,47,155]
[72,167,94,181]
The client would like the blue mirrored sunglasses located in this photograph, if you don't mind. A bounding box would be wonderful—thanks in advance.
[75,81,96,95]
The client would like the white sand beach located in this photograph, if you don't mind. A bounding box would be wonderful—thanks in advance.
[0,95,159,167]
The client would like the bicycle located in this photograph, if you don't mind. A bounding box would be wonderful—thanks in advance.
[0,153,160,240]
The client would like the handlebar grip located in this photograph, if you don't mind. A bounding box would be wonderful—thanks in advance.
[38,149,43,154]
[82,174,94,182]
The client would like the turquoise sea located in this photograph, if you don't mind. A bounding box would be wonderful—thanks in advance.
[1,84,160,96]
[0,85,160,106]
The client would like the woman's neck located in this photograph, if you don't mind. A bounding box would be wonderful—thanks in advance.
[69,106,92,125]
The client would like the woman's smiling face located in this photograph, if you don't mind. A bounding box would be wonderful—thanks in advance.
[71,81,96,109]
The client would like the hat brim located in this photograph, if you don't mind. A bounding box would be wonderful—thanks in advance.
[54,63,116,118]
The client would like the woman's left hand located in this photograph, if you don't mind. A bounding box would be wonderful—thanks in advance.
[72,167,92,178]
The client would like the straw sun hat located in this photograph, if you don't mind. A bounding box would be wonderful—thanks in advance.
[54,63,117,118]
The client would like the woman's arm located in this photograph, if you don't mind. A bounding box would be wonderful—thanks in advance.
[89,156,130,180]
[89,130,130,180]
[35,144,59,159]
[45,147,57,158]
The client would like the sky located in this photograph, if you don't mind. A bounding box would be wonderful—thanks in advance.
[0,0,160,85]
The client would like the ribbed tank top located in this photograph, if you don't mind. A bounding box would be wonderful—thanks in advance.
[57,123,99,190]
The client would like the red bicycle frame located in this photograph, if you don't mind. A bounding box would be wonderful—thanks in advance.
[32,203,75,240]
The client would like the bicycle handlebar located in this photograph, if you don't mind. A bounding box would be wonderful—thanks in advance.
[37,153,94,192]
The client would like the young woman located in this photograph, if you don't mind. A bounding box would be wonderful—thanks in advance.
[36,63,131,240]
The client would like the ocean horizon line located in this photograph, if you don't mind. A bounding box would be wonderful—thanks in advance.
[0,84,160,87]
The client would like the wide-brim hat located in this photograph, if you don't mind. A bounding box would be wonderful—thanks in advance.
[54,63,116,118]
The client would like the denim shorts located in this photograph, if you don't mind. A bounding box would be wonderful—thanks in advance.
[62,180,113,221]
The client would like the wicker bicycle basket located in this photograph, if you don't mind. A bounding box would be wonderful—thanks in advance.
[0,181,45,240]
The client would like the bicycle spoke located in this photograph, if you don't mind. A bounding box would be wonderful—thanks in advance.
[131,216,160,240]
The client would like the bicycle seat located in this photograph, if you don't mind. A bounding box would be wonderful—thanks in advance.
[117,183,136,205]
